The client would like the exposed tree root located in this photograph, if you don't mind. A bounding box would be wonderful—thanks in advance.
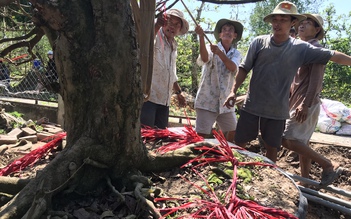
[47,210,74,219]
[106,176,125,202]
[0,176,31,195]
[0,192,13,207]
[0,139,217,218]
[140,141,216,172]
[134,182,161,218]
[0,136,113,219]
[0,145,9,155]
[22,180,50,219]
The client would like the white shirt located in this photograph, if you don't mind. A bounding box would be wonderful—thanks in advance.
[195,42,241,114]
[148,28,178,106]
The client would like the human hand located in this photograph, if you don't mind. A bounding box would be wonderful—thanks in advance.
[210,45,222,55]
[223,92,237,109]
[294,104,308,123]
[195,25,204,37]
[155,14,167,27]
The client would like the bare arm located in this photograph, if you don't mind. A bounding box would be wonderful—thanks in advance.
[195,25,209,63]
[214,47,237,72]
[295,63,325,123]
[173,82,186,107]
[223,67,248,108]
[173,81,181,94]
[303,63,325,108]
[329,51,351,65]
[154,15,166,37]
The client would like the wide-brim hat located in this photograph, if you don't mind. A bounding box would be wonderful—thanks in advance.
[214,19,243,44]
[295,14,325,40]
[167,9,189,35]
[263,1,306,23]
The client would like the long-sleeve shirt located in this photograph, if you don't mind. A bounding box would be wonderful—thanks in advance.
[148,28,178,106]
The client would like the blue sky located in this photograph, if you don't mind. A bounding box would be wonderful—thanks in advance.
[172,0,350,28]
[323,0,349,15]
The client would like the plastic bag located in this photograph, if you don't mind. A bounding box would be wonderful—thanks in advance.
[321,99,351,123]
[335,123,351,136]
[316,104,341,134]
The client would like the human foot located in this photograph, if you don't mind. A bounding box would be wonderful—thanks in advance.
[320,166,343,187]
[295,181,313,188]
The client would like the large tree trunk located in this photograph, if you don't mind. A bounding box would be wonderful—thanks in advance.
[0,1,147,218]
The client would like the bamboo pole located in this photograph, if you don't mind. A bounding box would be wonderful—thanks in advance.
[179,0,212,45]
[300,187,351,209]
[302,193,351,216]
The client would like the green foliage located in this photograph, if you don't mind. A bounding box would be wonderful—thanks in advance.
[249,0,324,38]
[233,150,245,162]
[35,125,44,132]
[8,111,23,118]
[2,0,350,109]
[253,156,264,163]
[0,2,32,29]
[169,104,196,117]
[224,168,233,177]
[176,34,199,93]
[249,0,277,36]
[7,111,24,129]
[207,172,224,185]
[1,2,52,76]
[236,183,255,201]
[321,5,351,105]
[237,167,253,184]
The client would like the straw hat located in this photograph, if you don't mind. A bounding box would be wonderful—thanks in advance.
[214,19,243,44]
[264,1,306,23]
[295,14,325,40]
[167,9,189,35]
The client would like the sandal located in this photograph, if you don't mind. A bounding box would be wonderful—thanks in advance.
[320,167,343,187]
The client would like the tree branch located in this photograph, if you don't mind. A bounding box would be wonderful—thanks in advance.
[0,27,45,65]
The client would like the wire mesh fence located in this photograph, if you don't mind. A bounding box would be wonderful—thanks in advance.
[0,59,58,103]
[0,57,200,123]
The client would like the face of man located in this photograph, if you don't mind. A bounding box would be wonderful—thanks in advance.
[298,18,321,41]
[271,15,296,36]
[219,24,237,44]
[163,15,182,39]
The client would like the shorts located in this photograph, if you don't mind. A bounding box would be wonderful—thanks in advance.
[235,110,285,149]
[140,101,169,129]
[283,103,320,145]
[195,108,237,134]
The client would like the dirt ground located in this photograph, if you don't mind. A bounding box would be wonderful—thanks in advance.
[0,131,350,218]
[248,135,351,219]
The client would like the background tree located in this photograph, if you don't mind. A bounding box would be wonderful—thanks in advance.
[0,1,197,218]
[321,5,351,104]
[176,1,245,97]
[0,0,350,217]
[176,1,211,96]
[249,0,324,37]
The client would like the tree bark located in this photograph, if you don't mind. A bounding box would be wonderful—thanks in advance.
[0,1,147,218]
[0,176,30,195]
